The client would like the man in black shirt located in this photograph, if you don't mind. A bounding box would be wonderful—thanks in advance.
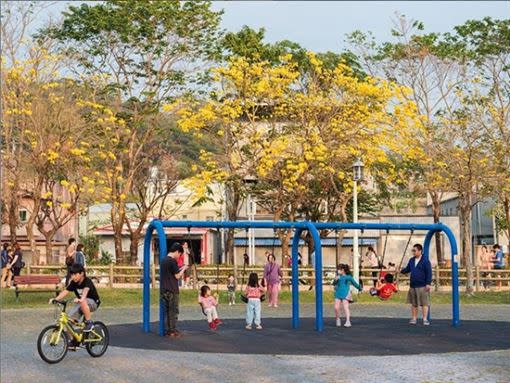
[50,263,100,332]
[160,242,187,337]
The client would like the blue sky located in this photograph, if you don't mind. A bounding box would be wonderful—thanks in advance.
[40,1,509,52]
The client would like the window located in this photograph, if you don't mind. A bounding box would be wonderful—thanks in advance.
[206,216,214,222]
[19,209,28,222]
[182,215,188,220]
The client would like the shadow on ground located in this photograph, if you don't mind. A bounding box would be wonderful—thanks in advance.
[109,317,510,356]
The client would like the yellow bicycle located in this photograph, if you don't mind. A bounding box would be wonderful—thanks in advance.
[37,300,109,364]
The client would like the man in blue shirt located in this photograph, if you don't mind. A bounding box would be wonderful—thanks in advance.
[492,244,505,269]
[401,244,432,326]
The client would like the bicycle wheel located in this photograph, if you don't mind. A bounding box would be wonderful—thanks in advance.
[86,321,109,357]
[37,325,68,364]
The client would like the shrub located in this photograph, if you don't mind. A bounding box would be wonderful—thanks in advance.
[79,234,99,264]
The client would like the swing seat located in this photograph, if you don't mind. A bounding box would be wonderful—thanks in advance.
[240,294,266,303]
[369,287,395,301]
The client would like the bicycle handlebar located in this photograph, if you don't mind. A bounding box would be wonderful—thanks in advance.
[51,299,68,309]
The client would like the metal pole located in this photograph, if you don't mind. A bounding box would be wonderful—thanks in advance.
[306,222,324,332]
[155,221,167,337]
[247,193,254,265]
[249,195,255,265]
[439,224,460,327]
[142,224,153,332]
[291,228,302,329]
[352,180,360,291]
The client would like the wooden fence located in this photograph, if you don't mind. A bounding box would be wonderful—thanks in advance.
[24,264,510,292]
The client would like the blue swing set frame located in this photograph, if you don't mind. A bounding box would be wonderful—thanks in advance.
[142,220,460,335]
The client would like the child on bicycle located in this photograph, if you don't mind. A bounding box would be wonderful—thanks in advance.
[333,264,362,328]
[369,273,398,300]
[50,263,100,333]
[198,285,222,330]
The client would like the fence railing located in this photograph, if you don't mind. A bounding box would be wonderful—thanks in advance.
[24,264,510,291]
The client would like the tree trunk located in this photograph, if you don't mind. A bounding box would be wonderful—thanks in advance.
[226,229,235,264]
[503,197,510,250]
[225,184,240,265]
[306,231,315,265]
[26,177,45,264]
[111,202,126,264]
[280,230,291,265]
[26,224,39,264]
[45,236,53,265]
[129,236,140,265]
[431,192,444,264]
[8,198,18,243]
[459,195,474,294]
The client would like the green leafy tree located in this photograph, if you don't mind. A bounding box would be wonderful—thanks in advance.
[446,18,510,251]
[42,0,223,263]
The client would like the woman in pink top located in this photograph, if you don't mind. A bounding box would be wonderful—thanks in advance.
[245,273,265,330]
[198,285,222,330]
[263,254,282,308]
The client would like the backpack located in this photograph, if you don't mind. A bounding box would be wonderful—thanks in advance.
[14,251,24,268]
[65,255,74,267]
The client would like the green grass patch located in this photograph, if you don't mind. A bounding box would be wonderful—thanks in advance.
[1,288,509,309]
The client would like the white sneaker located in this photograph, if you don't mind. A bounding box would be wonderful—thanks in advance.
[229,302,232,306]
[423,319,430,326]
[409,318,417,325]
[245,325,252,330]
[336,318,342,327]
[344,321,352,328]
[273,305,278,308]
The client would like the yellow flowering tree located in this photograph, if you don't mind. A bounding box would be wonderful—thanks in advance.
[175,53,418,263]
[175,56,299,263]
[257,53,418,259]
[1,51,103,262]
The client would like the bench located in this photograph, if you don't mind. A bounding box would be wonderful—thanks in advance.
[13,275,61,302]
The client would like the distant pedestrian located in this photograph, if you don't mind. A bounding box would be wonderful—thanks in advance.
[74,244,86,267]
[365,246,380,287]
[480,245,493,289]
[263,253,282,308]
[227,274,236,305]
[182,241,192,289]
[401,244,432,326]
[10,242,23,283]
[1,243,13,288]
[492,244,506,290]
[65,238,77,285]
[492,244,505,269]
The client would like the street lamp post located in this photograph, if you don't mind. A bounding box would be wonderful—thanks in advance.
[352,158,364,291]
[243,175,258,265]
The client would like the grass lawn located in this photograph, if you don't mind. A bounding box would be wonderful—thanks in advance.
[1,288,509,309]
